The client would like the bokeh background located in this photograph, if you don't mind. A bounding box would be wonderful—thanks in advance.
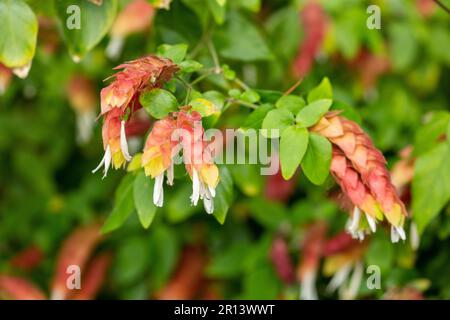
[0,0,449,300]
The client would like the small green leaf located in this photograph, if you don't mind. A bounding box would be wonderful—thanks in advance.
[55,0,118,61]
[261,109,294,138]
[102,174,135,233]
[179,59,203,73]
[280,126,309,180]
[296,99,332,128]
[242,104,274,130]
[133,172,157,229]
[240,90,260,104]
[157,43,188,63]
[412,144,450,234]
[222,64,236,80]
[0,0,38,68]
[307,77,333,103]
[276,95,305,114]
[301,133,332,185]
[140,88,178,119]
[213,166,233,224]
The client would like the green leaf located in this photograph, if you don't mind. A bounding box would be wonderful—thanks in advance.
[414,111,450,156]
[241,264,280,299]
[240,90,260,103]
[157,43,188,63]
[242,104,274,130]
[280,126,309,180]
[248,197,287,229]
[301,133,331,185]
[207,0,226,24]
[54,0,117,61]
[213,166,233,224]
[412,144,450,234]
[167,184,198,223]
[179,59,203,73]
[0,0,38,68]
[230,164,263,196]
[207,241,252,278]
[307,77,333,103]
[296,99,332,128]
[102,174,135,233]
[275,95,305,114]
[133,172,157,229]
[366,231,394,274]
[261,109,294,138]
[150,226,179,290]
[140,88,179,119]
[214,11,272,62]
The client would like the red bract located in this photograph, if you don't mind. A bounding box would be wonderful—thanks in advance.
[10,246,44,271]
[67,74,98,143]
[270,236,295,284]
[51,224,103,300]
[322,232,355,256]
[107,0,155,59]
[297,222,327,300]
[71,253,112,300]
[0,275,46,300]
[142,110,220,213]
[94,55,178,177]
[264,169,296,203]
[292,0,328,77]
[312,112,408,242]
[348,50,390,92]
[156,246,206,300]
[0,63,12,95]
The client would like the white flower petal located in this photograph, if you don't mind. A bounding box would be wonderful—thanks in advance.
[326,263,352,294]
[203,196,214,214]
[396,226,406,241]
[105,36,124,60]
[348,207,361,233]
[92,145,112,179]
[120,120,132,161]
[191,168,200,205]
[365,213,377,233]
[410,222,420,250]
[300,270,318,300]
[167,161,174,186]
[391,225,400,243]
[153,173,165,207]
[208,184,216,198]
[341,262,363,300]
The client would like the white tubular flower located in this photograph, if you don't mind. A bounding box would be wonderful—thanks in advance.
[190,168,200,206]
[300,270,318,300]
[410,222,420,250]
[348,207,361,234]
[120,120,132,161]
[340,262,363,300]
[391,225,406,243]
[326,263,353,294]
[166,161,174,186]
[153,172,165,207]
[92,145,112,179]
[365,213,377,233]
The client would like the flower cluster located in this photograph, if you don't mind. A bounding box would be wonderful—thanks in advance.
[142,109,220,213]
[93,55,178,177]
[312,112,408,242]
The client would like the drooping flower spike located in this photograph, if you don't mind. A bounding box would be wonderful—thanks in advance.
[297,222,327,300]
[142,116,177,207]
[94,55,178,177]
[141,109,220,213]
[175,110,219,214]
[312,112,408,242]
